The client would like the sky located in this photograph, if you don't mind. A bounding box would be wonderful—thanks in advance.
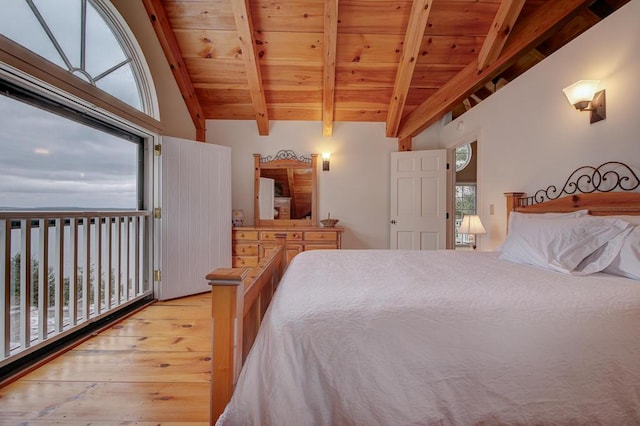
[0,0,144,210]
[0,93,138,209]
[0,0,141,107]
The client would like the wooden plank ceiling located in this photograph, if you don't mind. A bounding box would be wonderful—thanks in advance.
[143,0,629,144]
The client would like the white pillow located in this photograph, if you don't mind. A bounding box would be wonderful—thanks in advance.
[574,227,634,275]
[605,215,640,226]
[498,210,591,252]
[507,209,589,231]
[515,209,589,218]
[603,225,640,280]
[499,215,633,274]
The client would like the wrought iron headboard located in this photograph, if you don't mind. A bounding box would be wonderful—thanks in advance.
[518,161,640,207]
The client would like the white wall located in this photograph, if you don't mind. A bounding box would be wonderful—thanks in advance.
[206,121,398,249]
[112,0,195,140]
[436,0,640,250]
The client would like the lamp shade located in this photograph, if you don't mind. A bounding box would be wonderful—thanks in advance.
[562,80,600,107]
[458,214,486,235]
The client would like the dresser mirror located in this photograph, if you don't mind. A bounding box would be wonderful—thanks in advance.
[254,150,318,226]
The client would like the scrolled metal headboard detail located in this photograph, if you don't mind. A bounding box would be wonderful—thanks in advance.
[260,149,312,163]
[520,161,640,207]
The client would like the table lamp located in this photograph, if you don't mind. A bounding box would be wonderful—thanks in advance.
[458,214,486,250]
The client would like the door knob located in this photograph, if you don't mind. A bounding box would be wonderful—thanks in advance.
[390,220,397,224]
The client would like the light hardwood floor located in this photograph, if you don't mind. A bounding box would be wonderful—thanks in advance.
[0,292,212,425]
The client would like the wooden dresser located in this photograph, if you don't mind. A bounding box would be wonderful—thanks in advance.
[232,226,344,268]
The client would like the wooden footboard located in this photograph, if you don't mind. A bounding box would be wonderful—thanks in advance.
[206,235,286,422]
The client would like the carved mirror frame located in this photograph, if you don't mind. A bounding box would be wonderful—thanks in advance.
[254,150,318,227]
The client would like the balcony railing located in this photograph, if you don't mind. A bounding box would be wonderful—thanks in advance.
[0,210,152,366]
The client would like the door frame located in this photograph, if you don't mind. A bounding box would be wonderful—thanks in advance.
[449,137,480,251]
[446,148,455,249]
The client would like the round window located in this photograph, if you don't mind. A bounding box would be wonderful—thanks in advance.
[455,143,472,172]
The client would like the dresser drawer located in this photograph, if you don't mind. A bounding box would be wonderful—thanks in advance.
[232,226,343,270]
[304,231,338,242]
[305,244,338,251]
[276,206,290,219]
[233,230,258,241]
[260,231,302,241]
[232,244,258,256]
[286,245,303,263]
[232,256,259,267]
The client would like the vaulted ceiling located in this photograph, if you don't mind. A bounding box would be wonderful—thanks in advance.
[142,0,628,146]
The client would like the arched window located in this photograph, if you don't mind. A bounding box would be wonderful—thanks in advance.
[0,0,158,118]
[0,0,157,366]
[455,143,472,172]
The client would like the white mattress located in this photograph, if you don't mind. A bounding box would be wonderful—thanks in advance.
[217,249,640,425]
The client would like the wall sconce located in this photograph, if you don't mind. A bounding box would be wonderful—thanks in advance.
[562,80,606,124]
[322,152,331,171]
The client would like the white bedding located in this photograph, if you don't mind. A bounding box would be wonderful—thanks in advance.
[217,249,640,425]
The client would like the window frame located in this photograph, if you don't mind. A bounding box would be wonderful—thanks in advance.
[0,1,159,369]
[0,78,146,210]
[0,2,161,133]
[455,143,472,172]
[454,183,478,247]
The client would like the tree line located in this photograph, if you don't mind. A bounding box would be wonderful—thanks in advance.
[9,253,119,308]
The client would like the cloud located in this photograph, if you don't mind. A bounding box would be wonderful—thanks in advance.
[0,1,149,209]
[0,92,138,209]
[1,1,130,78]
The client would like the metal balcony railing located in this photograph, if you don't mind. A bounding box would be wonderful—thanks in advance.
[0,210,152,366]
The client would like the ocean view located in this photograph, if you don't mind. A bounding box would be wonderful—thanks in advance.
[2,211,145,353]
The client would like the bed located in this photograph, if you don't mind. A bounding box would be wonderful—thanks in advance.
[207,161,640,425]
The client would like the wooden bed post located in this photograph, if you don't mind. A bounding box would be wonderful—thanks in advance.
[207,267,249,422]
[206,238,287,423]
[504,192,525,229]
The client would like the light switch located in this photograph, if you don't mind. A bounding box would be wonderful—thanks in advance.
[489,204,495,215]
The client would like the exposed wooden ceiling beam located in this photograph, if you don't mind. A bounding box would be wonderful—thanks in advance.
[477,0,526,72]
[386,0,432,138]
[398,136,413,151]
[230,0,269,136]
[397,0,593,139]
[323,0,338,137]
[142,0,206,141]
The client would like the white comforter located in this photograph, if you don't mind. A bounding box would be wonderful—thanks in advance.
[217,250,640,425]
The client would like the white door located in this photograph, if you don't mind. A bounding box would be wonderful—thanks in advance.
[390,150,448,250]
[156,136,231,300]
